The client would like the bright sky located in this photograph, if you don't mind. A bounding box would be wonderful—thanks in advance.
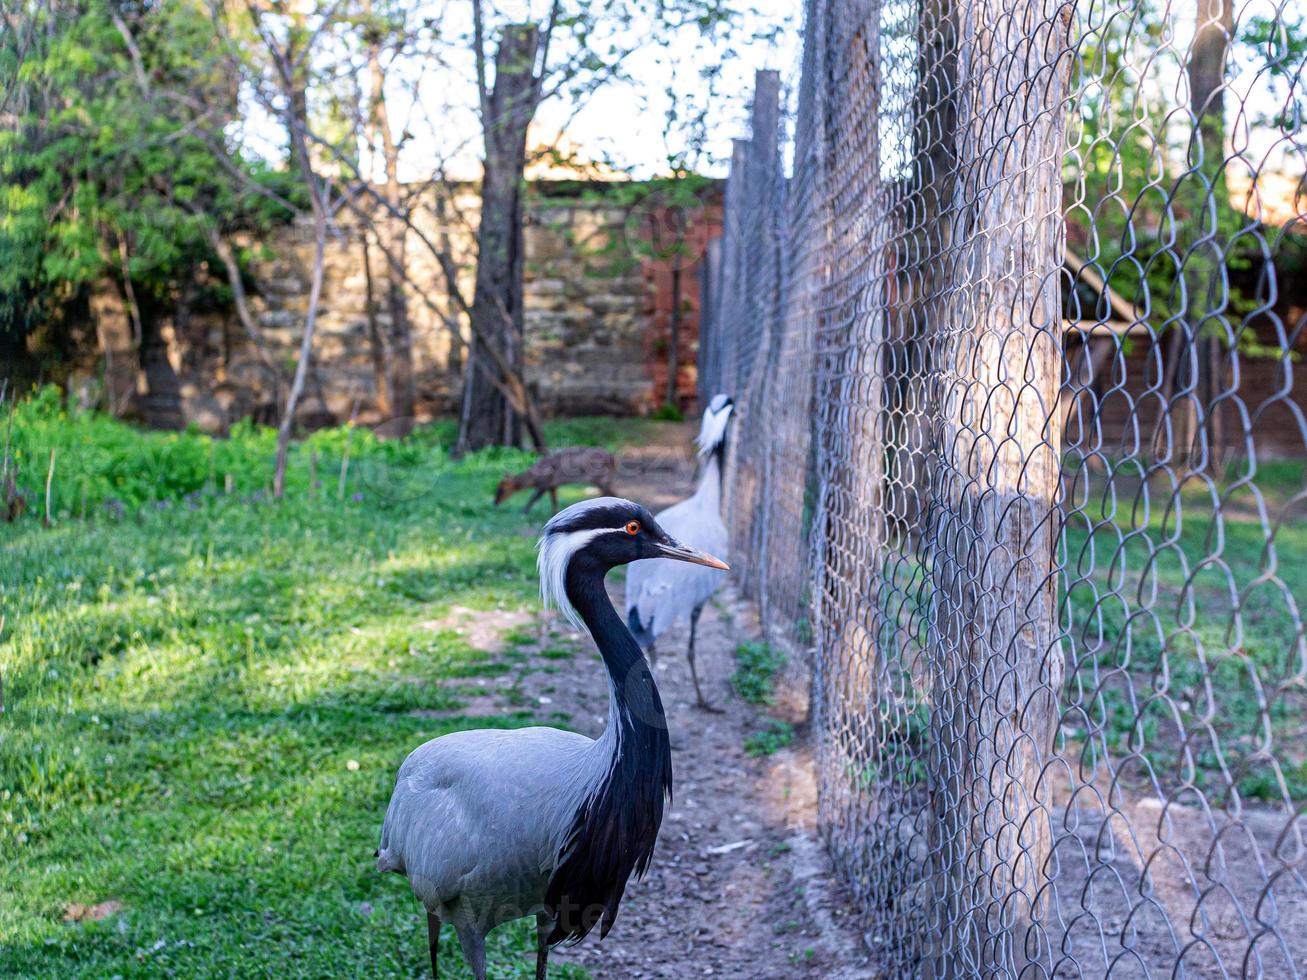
[374,0,803,183]
[238,0,1301,200]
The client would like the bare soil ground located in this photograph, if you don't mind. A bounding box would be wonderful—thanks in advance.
[433,426,878,978]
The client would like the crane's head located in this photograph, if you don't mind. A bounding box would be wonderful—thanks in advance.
[538,497,728,628]
[694,394,734,457]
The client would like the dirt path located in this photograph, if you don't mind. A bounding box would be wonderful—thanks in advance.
[454,426,877,978]
[548,588,873,979]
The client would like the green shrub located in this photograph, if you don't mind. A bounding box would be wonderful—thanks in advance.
[745,719,794,757]
[650,402,685,422]
[0,387,546,523]
[731,640,786,704]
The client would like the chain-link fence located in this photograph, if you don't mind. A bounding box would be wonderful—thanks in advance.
[699,0,1307,973]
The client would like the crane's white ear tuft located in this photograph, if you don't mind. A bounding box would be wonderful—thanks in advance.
[694,398,733,457]
[537,526,606,631]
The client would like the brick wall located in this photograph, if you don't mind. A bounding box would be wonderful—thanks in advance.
[85,181,723,432]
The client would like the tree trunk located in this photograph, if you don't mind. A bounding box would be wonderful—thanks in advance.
[367,11,415,433]
[666,239,683,407]
[273,211,327,498]
[88,282,139,416]
[272,19,328,499]
[0,325,34,392]
[1185,0,1234,471]
[460,23,539,451]
[809,5,896,941]
[435,190,464,374]
[136,309,184,430]
[361,230,391,416]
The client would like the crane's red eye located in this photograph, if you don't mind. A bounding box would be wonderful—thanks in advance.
[625,520,641,535]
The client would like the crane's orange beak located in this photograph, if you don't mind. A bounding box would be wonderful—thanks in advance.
[654,540,729,571]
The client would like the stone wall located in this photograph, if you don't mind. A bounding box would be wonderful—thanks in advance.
[87,181,722,432]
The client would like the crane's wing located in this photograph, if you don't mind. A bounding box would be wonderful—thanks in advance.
[376,727,591,910]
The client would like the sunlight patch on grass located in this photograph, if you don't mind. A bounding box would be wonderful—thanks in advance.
[0,424,634,977]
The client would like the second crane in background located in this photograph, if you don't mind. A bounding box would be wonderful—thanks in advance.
[624,394,734,710]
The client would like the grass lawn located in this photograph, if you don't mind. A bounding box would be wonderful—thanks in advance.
[0,416,660,978]
[851,461,1307,805]
[1059,462,1307,802]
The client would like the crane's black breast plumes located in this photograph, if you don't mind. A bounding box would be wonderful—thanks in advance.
[544,697,672,944]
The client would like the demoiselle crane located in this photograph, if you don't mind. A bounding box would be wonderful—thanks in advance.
[376,497,728,979]
[625,394,734,709]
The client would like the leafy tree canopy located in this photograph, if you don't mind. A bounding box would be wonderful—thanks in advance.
[0,0,300,372]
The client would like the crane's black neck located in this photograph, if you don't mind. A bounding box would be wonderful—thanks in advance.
[567,557,668,729]
[544,556,673,945]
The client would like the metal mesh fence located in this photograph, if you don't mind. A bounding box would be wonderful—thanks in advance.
[701,0,1307,974]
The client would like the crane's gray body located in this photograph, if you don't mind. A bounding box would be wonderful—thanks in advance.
[624,453,727,644]
[376,720,616,932]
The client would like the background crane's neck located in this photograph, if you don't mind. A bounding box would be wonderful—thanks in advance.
[693,441,726,510]
[546,557,672,944]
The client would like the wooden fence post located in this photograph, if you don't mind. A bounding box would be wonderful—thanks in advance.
[926,0,1072,973]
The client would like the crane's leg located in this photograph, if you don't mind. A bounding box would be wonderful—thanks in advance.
[687,606,723,712]
[549,486,559,511]
[535,912,553,980]
[426,913,441,979]
[523,487,545,514]
[454,924,487,980]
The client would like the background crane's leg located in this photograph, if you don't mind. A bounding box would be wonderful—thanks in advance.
[549,487,558,511]
[426,913,440,979]
[687,606,722,712]
[454,925,487,980]
[535,912,552,980]
[523,487,545,513]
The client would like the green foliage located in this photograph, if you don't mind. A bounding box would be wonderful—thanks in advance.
[3,387,423,521]
[1241,12,1307,129]
[744,719,795,757]
[650,402,685,422]
[539,414,664,451]
[0,1,298,373]
[1064,3,1303,359]
[731,640,785,705]
[1,388,655,523]
[1060,472,1307,803]
[0,419,623,976]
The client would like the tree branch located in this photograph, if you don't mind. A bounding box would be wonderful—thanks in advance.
[471,0,491,121]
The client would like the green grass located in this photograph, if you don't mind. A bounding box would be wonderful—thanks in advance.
[0,408,674,977]
[730,640,785,705]
[744,720,795,757]
[1060,474,1307,802]
[849,462,1307,805]
[1,385,667,522]
[731,641,795,759]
